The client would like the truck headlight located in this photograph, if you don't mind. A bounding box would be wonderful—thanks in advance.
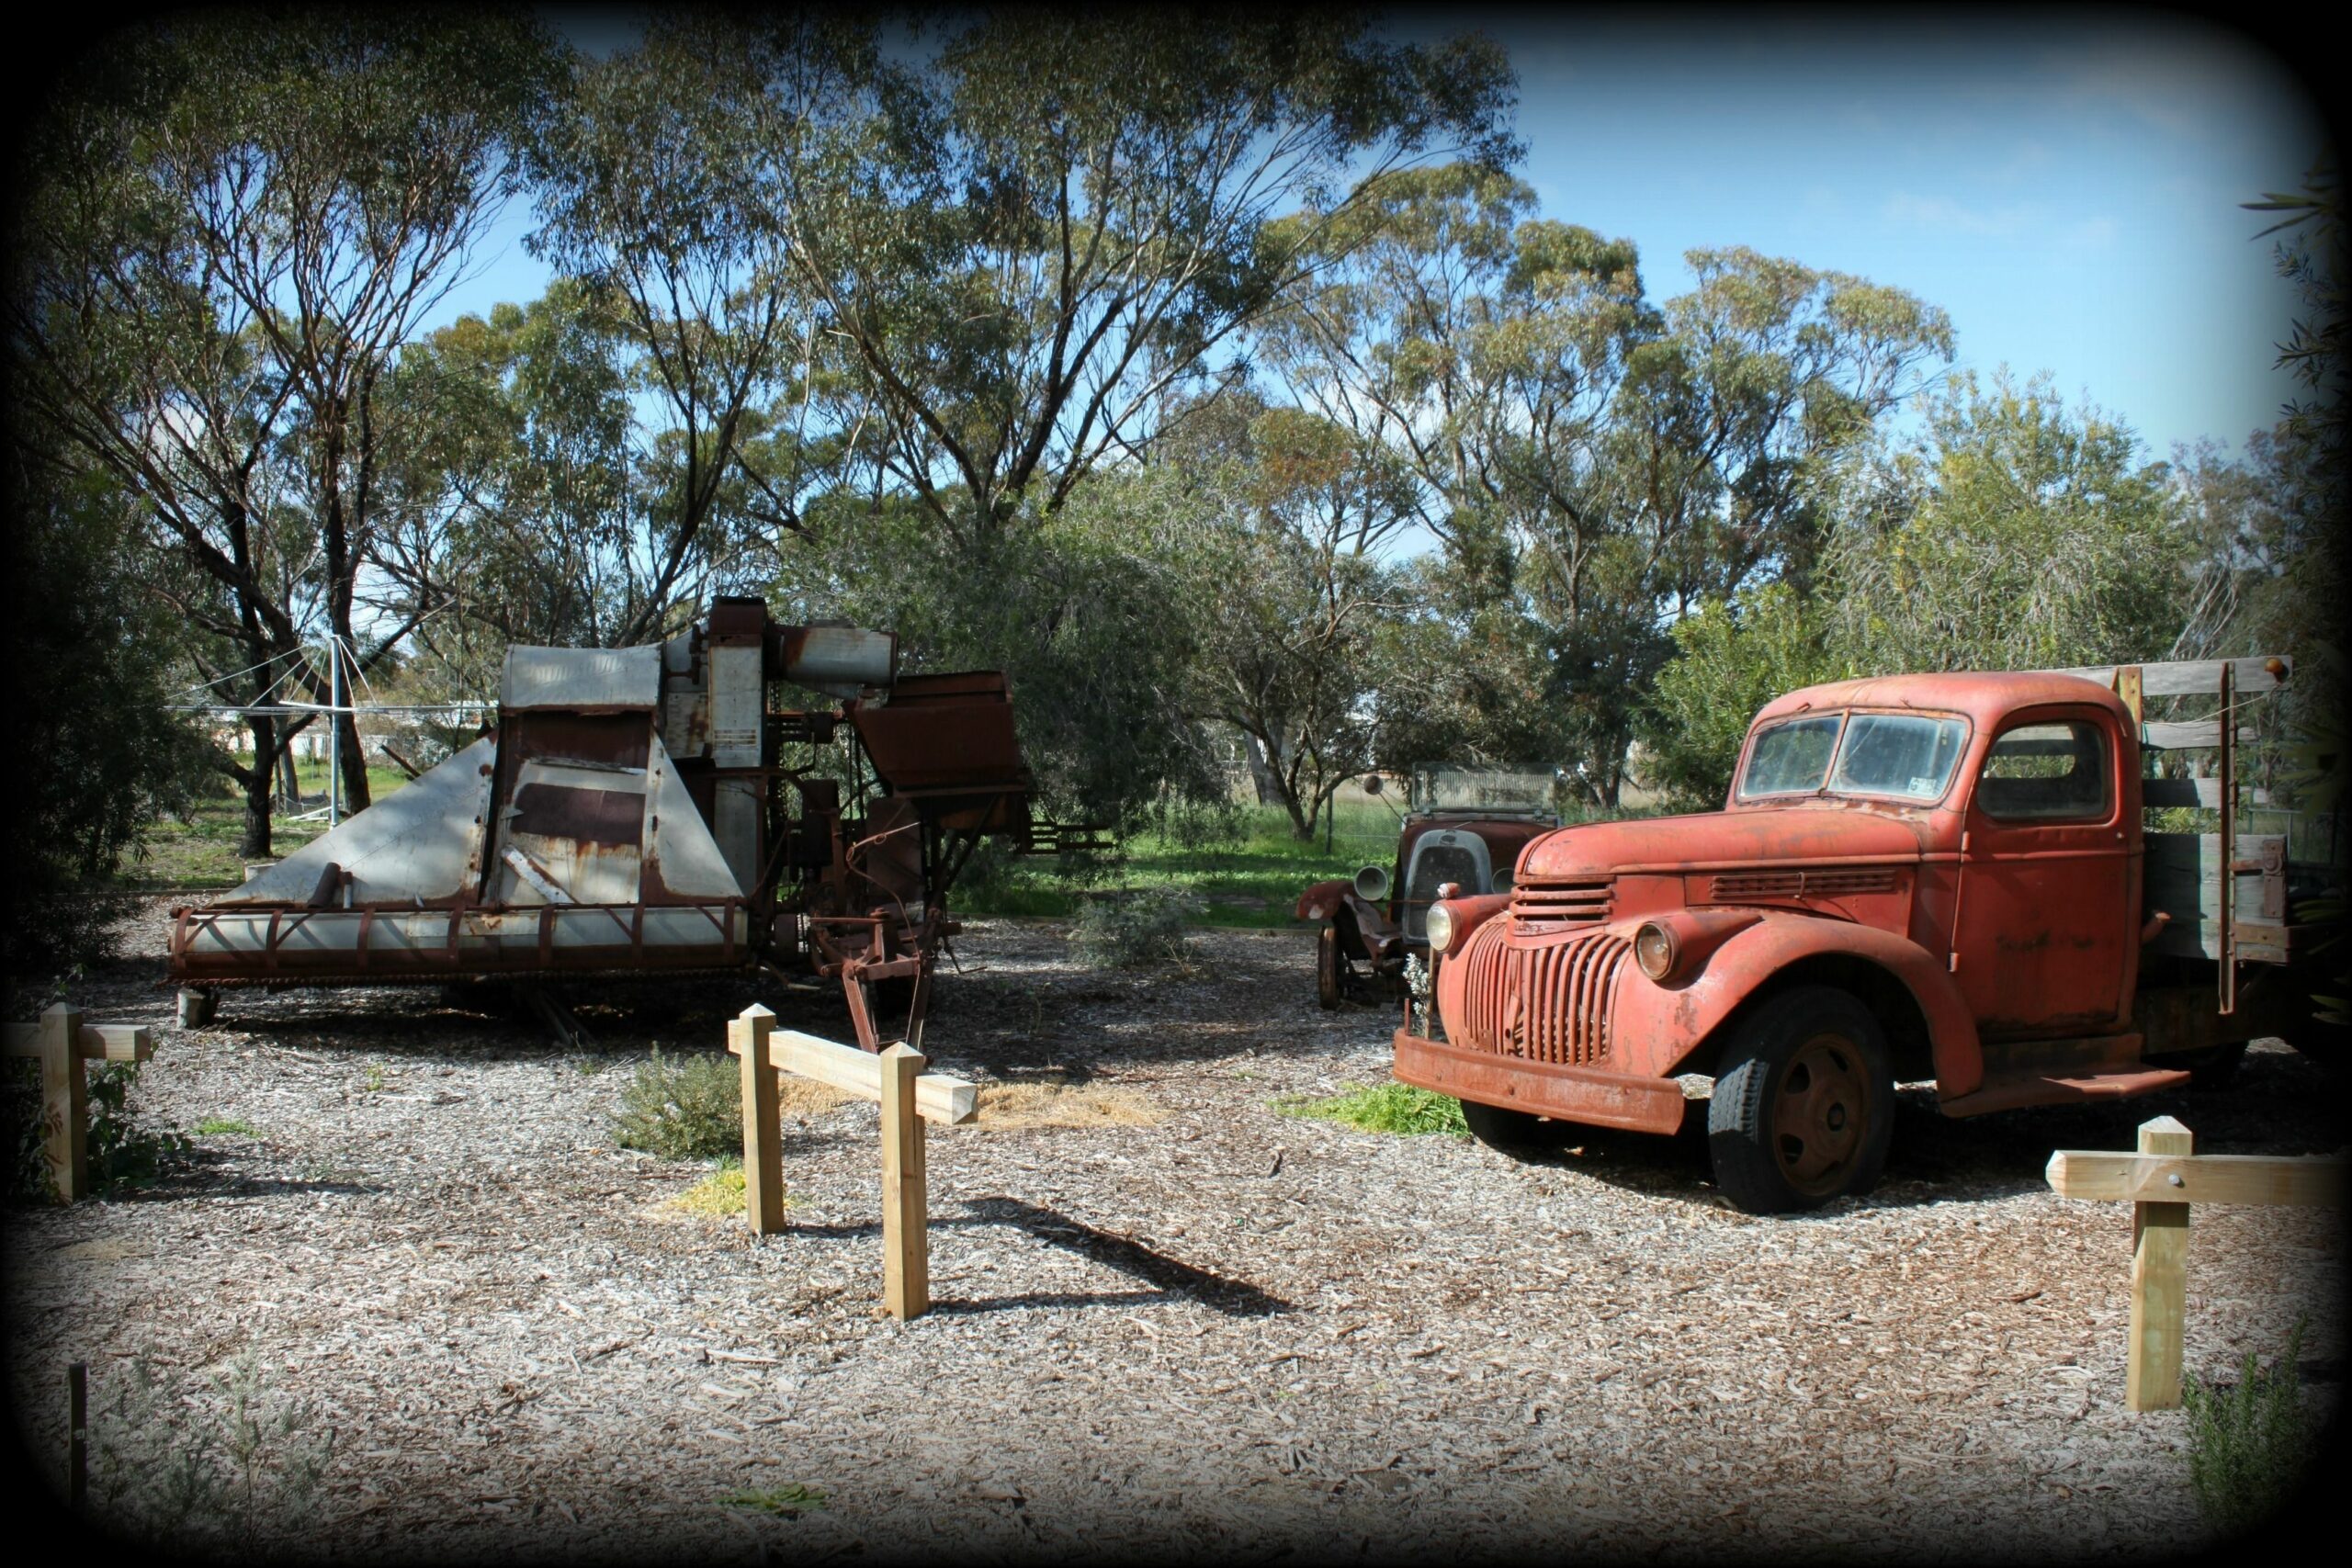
[1425,902,1454,955]
[1634,919,1680,982]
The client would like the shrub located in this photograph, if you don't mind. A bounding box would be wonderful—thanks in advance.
[1070,886,1199,968]
[86,1347,338,1547]
[608,1047,741,1160]
[5,1056,189,1204]
[1278,1082,1467,1136]
[2183,1317,2314,1538]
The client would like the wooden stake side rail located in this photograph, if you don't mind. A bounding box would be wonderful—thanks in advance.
[2046,1115,2344,1412]
[724,1003,974,1321]
[5,1005,157,1203]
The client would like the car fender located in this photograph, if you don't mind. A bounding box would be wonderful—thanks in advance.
[1296,883,1400,961]
[1296,880,1353,923]
[1611,912,1983,1095]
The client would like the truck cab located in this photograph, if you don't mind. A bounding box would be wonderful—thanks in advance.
[1393,659,2327,1213]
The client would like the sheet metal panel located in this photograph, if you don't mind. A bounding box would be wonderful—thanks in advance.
[210,739,496,908]
[501,644,661,710]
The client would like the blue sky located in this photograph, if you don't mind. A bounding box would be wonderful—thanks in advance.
[430,8,2329,462]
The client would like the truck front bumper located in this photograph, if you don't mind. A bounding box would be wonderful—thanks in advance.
[1392,1027,1690,1137]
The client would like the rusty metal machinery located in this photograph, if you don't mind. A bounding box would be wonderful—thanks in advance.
[167,597,1099,1049]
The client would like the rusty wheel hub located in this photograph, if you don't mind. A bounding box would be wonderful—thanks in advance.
[1771,1032,1870,1197]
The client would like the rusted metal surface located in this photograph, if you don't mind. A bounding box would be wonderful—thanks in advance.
[168,600,1060,1046]
[1295,772,1556,1003]
[1400,660,2313,1188]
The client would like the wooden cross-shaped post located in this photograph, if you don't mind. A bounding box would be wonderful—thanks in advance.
[724,1006,975,1321]
[2047,1114,2346,1411]
[4,1005,155,1203]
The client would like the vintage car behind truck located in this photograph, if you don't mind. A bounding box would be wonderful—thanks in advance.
[1396,657,2341,1213]
[1297,765,1559,1010]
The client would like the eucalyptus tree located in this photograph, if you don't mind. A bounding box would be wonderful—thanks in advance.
[9,10,560,836]
[765,9,1521,544]
[369,283,635,693]
[525,14,867,647]
[1257,164,1951,804]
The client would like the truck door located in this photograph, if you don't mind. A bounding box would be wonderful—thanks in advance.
[1951,707,2132,1035]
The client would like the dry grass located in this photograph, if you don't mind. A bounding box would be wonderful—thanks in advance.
[779,1079,851,1119]
[973,1076,1165,1130]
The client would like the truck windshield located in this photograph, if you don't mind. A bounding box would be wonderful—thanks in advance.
[1411,764,1556,815]
[1739,712,1968,803]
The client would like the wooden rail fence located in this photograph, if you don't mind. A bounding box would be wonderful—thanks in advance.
[2046,1115,2346,1411]
[725,1003,976,1321]
[4,1004,155,1202]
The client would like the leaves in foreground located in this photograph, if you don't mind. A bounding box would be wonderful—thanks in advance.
[1277,1082,1467,1136]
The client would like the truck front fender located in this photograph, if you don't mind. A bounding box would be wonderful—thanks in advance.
[1612,913,1983,1096]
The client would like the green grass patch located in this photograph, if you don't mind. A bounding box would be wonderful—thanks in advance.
[2183,1316,2314,1537]
[119,758,413,893]
[719,1483,827,1517]
[665,1157,786,1219]
[194,1117,259,1137]
[1276,1081,1467,1136]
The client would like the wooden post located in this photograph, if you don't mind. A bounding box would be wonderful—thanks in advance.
[40,1004,87,1203]
[731,1004,786,1236]
[67,1361,86,1509]
[2127,1115,2194,1412]
[879,1043,930,1321]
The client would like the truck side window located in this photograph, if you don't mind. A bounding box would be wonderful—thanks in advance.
[1976,720,2110,821]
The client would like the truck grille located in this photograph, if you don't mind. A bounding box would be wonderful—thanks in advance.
[1452,920,1631,1066]
[1508,877,1612,930]
[1711,866,1897,900]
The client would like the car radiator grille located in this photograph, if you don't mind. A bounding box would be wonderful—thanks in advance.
[1452,919,1632,1066]
[1507,877,1612,930]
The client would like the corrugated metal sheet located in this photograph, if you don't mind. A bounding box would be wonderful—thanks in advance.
[501,645,662,710]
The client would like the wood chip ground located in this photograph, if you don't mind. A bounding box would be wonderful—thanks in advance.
[6,901,2341,1559]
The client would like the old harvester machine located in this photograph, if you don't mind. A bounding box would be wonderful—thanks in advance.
[167,598,1091,1049]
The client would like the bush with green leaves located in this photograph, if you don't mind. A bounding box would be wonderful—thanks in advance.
[1278,1081,1467,1135]
[608,1047,742,1160]
[1070,886,1199,969]
[85,1347,338,1547]
[2182,1317,2315,1539]
[5,1054,190,1205]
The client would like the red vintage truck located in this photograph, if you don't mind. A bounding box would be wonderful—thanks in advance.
[1396,658,2338,1213]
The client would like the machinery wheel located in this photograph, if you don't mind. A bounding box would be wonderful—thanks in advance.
[1317,925,1344,1010]
[1707,986,1894,1214]
[1462,1099,1577,1158]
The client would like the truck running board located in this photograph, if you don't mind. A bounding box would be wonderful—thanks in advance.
[1937,1065,2191,1119]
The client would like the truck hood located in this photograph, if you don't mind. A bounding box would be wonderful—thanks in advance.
[1519,807,1929,881]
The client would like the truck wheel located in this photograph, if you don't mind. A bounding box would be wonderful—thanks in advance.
[1317,925,1344,1010]
[1707,986,1894,1214]
[1462,1099,1576,1158]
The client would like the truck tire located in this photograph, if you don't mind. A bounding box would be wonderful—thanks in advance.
[1462,1099,1576,1157]
[1707,986,1895,1214]
[1317,925,1344,1010]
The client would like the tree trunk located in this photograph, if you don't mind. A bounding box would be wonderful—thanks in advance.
[1240,731,1279,806]
[277,743,302,812]
[241,715,277,859]
[319,401,372,816]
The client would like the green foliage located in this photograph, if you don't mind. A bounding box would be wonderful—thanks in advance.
[85,1348,338,1547]
[3,463,214,972]
[670,1157,764,1219]
[719,1483,828,1517]
[608,1047,742,1161]
[5,1055,189,1205]
[1259,164,1952,807]
[1070,886,1201,969]
[196,1118,259,1137]
[1640,584,1849,808]
[2182,1318,2314,1539]
[1278,1082,1467,1136]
